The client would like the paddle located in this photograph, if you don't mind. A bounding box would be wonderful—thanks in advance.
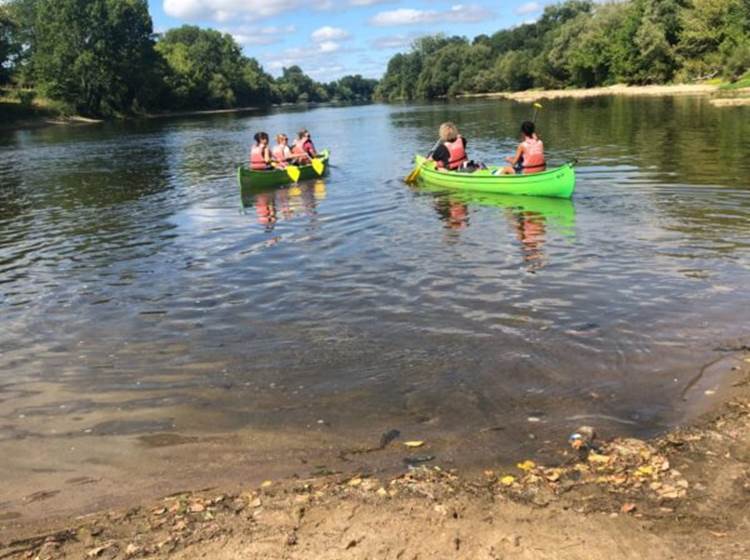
[286,165,301,182]
[311,157,324,175]
[405,140,442,184]
[532,102,543,123]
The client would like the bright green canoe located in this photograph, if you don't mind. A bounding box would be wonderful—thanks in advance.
[237,149,330,190]
[413,155,576,199]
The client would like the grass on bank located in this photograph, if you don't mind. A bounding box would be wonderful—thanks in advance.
[719,72,750,91]
[0,87,66,125]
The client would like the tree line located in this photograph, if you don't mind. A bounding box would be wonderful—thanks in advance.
[375,0,750,101]
[0,0,377,117]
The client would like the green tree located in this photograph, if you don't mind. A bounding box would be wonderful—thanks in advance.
[0,6,15,83]
[32,0,156,116]
[678,0,741,79]
[156,25,275,109]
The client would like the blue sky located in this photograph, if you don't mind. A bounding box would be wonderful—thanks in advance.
[148,1,553,81]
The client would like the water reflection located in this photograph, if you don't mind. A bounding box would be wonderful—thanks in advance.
[240,180,327,230]
[414,182,576,270]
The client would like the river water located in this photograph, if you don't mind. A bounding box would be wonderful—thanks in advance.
[1,97,750,519]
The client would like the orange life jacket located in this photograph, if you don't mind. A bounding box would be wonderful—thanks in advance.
[250,145,269,170]
[445,137,467,170]
[291,142,309,163]
[272,145,289,168]
[521,138,545,174]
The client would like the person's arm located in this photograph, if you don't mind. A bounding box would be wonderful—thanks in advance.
[264,146,272,163]
[432,144,450,170]
[506,144,524,166]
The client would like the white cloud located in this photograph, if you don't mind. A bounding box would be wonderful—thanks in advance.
[370,4,492,27]
[370,32,424,49]
[515,2,541,16]
[349,0,395,5]
[318,41,341,53]
[163,0,328,22]
[311,26,350,42]
[227,25,296,46]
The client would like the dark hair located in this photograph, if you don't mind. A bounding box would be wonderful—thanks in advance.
[521,121,535,137]
[254,131,269,144]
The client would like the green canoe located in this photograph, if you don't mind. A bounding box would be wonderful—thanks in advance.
[237,149,330,190]
[413,155,576,199]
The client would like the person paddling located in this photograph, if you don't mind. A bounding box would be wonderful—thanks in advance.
[501,121,546,175]
[429,122,469,172]
[271,134,293,169]
[250,132,273,170]
[292,128,317,164]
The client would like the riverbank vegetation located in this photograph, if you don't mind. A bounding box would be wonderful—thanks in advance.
[0,0,377,119]
[375,0,750,101]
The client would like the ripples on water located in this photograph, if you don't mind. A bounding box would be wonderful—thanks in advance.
[1,97,749,465]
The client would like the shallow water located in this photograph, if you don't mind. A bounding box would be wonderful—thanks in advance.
[1,97,750,514]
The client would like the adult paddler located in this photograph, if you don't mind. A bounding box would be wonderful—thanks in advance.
[428,122,469,172]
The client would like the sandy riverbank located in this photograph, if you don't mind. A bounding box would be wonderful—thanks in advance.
[461,84,720,103]
[2,345,750,559]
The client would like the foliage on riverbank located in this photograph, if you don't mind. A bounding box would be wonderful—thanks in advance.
[375,0,750,101]
[0,0,377,118]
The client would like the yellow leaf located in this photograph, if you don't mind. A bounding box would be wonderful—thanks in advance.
[500,475,516,486]
[261,480,273,488]
[636,465,654,477]
[587,453,610,464]
[517,460,536,472]
[403,441,425,448]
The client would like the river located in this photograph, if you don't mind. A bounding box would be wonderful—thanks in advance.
[1,96,749,521]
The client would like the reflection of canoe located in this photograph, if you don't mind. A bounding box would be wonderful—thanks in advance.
[414,155,575,198]
[415,184,577,231]
[237,149,330,190]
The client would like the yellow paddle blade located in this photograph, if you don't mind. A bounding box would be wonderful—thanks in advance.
[286,165,300,183]
[404,165,421,184]
[311,158,324,176]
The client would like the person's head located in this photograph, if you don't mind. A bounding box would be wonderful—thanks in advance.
[254,132,269,145]
[439,122,459,143]
[298,128,310,141]
[521,121,535,139]
[276,133,288,145]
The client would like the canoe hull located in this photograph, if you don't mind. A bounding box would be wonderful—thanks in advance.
[414,155,576,199]
[238,149,330,190]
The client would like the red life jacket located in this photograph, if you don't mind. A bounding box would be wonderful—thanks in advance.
[445,137,467,170]
[521,138,545,174]
[272,145,289,168]
[250,145,269,170]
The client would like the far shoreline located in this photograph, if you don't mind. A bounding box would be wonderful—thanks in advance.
[458,83,720,102]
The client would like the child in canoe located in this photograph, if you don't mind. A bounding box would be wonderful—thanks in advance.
[249,132,273,170]
[500,121,546,175]
[291,128,317,164]
[271,134,293,169]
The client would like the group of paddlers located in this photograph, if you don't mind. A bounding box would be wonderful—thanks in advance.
[429,120,545,175]
[249,128,317,170]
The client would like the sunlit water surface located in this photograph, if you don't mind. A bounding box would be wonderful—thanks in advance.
[1,97,750,515]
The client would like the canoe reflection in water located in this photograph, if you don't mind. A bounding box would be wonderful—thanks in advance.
[433,198,470,230]
[510,209,548,271]
[241,180,327,231]
[418,185,576,271]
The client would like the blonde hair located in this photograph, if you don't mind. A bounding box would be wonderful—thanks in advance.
[439,122,459,142]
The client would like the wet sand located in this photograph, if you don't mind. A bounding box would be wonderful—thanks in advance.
[2,347,750,559]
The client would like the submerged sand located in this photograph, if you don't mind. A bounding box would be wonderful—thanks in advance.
[2,347,750,559]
